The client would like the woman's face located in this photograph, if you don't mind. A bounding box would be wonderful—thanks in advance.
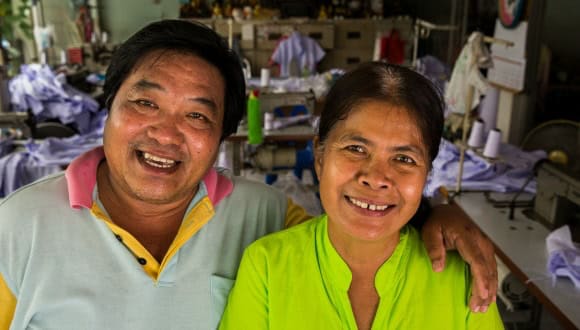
[315,100,429,245]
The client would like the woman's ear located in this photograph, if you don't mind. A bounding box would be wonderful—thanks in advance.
[313,136,323,177]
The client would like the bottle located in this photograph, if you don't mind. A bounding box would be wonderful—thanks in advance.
[247,90,263,144]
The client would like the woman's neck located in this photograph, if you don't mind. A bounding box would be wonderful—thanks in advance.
[328,225,399,271]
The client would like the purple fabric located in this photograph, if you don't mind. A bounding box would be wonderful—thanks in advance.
[0,108,106,198]
[0,133,105,198]
[424,139,547,197]
[547,226,580,288]
[271,32,326,77]
[416,55,450,93]
[9,64,102,134]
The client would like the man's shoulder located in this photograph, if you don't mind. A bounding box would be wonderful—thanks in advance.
[0,172,70,236]
[0,172,69,213]
[228,175,287,200]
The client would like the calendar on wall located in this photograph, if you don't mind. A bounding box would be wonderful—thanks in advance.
[487,19,528,92]
[488,56,526,92]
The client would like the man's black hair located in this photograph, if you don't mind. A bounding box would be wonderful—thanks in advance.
[103,19,246,141]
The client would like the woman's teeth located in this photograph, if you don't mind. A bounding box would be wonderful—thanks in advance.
[142,152,177,168]
[348,197,389,211]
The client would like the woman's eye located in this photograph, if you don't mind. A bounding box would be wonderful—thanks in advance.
[187,112,208,122]
[395,155,416,164]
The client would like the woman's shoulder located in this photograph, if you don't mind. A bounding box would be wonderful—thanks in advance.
[245,215,323,258]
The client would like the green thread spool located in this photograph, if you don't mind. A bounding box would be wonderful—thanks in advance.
[247,90,263,144]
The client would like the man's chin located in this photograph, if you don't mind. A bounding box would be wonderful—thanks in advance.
[131,188,194,205]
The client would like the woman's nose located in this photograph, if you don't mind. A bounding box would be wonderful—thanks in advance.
[146,115,185,145]
[358,159,392,190]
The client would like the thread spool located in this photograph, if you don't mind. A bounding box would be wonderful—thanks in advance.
[467,119,485,148]
[483,128,502,159]
[59,49,67,65]
[260,68,270,87]
[264,112,274,131]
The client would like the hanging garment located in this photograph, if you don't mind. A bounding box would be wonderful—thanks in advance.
[445,32,493,114]
[270,31,325,77]
[379,28,406,64]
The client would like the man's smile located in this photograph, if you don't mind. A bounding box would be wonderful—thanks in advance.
[136,150,182,171]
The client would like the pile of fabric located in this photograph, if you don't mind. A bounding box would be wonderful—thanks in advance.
[9,64,102,134]
[0,64,106,198]
[424,139,547,197]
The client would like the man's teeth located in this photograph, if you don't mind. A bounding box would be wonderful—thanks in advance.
[142,152,177,168]
[348,197,389,211]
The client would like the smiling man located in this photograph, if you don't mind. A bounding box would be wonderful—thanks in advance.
[0,20,497,330]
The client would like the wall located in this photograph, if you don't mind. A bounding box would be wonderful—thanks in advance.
[100,0,180,44]
[543,0,580,77]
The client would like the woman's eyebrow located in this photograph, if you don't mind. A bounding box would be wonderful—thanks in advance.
[339,133,370,145]
[133,79,164,92]
[391,145,426,157]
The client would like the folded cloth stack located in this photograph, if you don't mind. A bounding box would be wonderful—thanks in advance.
[546,225,580,288]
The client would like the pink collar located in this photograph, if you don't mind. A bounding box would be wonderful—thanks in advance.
[65,146,233,209]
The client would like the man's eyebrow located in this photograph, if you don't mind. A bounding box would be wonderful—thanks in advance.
[132,79,219,113]
[190,97,218,114]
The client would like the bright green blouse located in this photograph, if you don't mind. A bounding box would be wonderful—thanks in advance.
[220,215,503,330]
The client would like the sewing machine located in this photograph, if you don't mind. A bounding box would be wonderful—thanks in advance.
[0,112,32,140]
[534,162,580,241]
[258,90,316,114]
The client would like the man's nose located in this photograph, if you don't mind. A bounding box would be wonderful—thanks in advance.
[146,114,185,145]
[358,158,393,190]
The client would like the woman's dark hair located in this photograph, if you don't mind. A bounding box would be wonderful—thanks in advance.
[318,62,445,164]
[103,19,245,141]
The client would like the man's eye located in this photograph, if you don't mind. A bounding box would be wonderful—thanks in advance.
[346,145,365,154]
[134,99,157,108]
[395,155,416,164]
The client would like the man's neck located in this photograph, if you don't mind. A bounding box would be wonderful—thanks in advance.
[96,162,195,262]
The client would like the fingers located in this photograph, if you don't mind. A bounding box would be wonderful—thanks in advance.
[421,221,446,272]
[455,232,498,312]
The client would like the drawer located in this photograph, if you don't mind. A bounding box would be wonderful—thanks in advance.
[334,20,375,49]
[318,49,374,72]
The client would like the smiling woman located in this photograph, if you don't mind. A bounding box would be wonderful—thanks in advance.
[219,62,504,330]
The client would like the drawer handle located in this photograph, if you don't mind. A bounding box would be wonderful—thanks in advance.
[347,31,361,39]
[309,32,323,40]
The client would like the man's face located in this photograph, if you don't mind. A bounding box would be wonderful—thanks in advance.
[102,50,225,205]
